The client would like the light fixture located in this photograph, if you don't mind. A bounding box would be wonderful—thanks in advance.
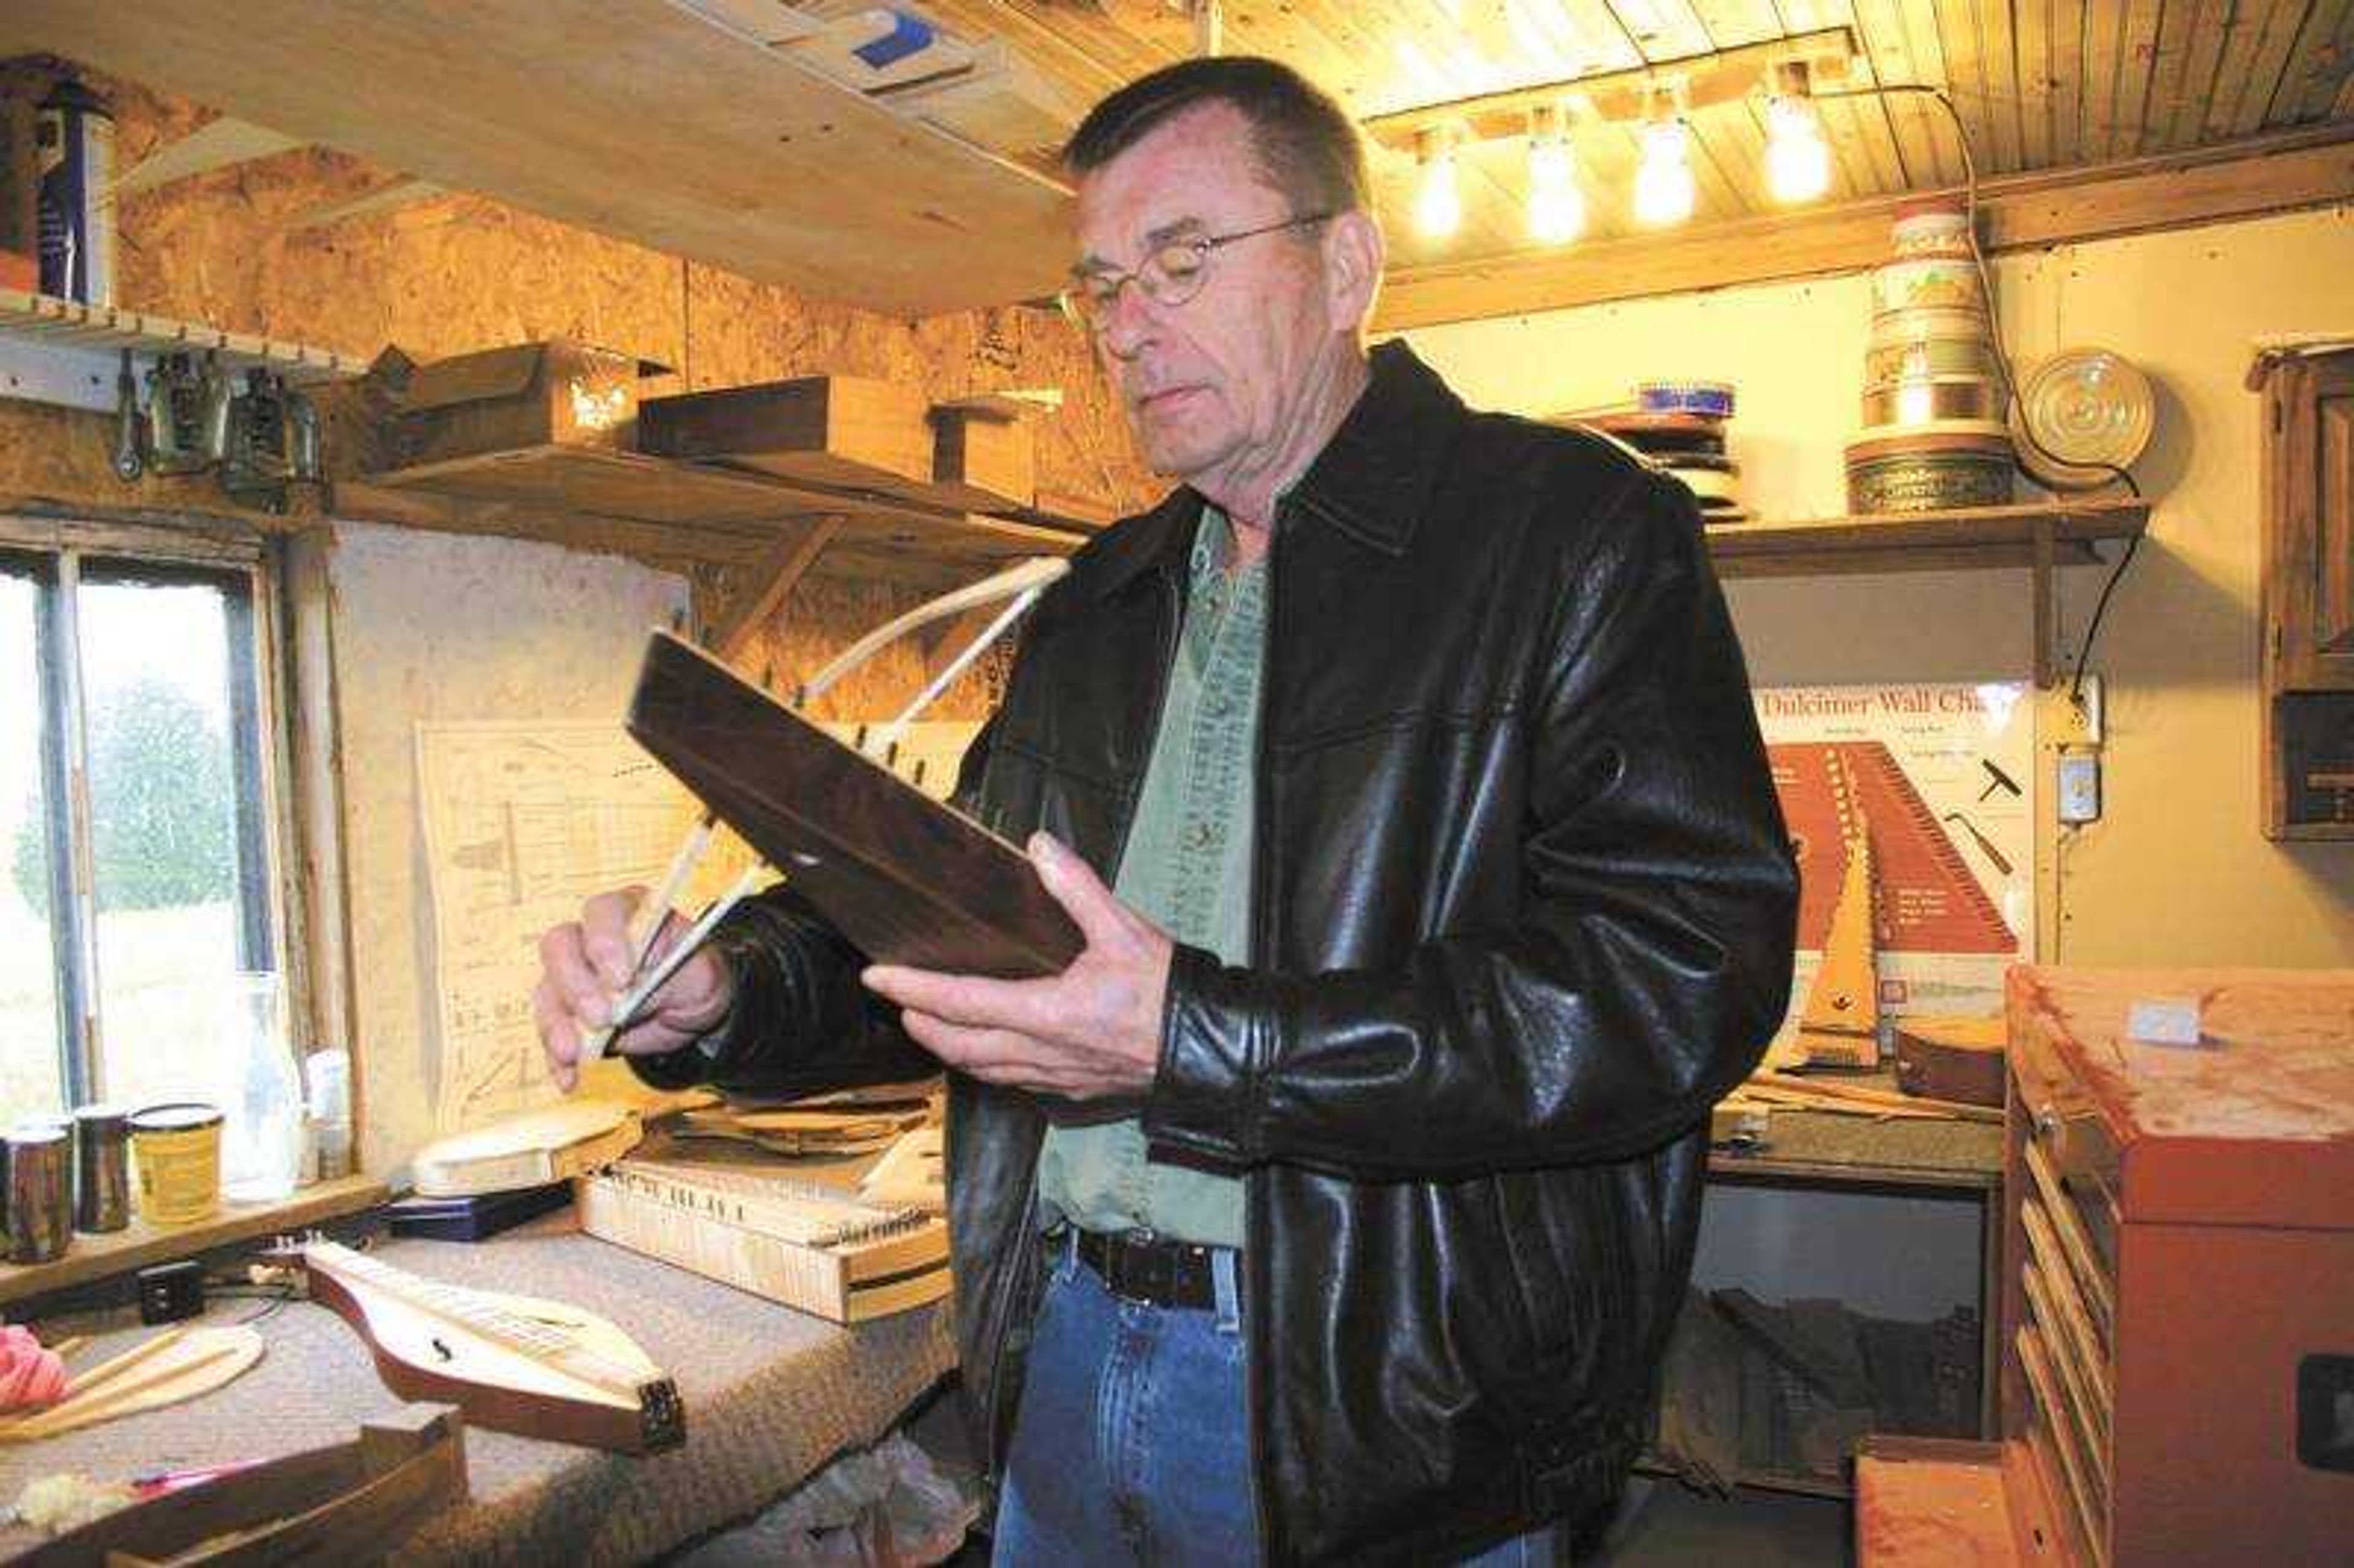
[1633,87,1694,227]
[1414,124,1462,240]
[1360,26,1859,240]
[1525,103,1585,245]
[1766,60,1832,204]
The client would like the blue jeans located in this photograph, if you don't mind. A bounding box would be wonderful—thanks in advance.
[991,1233,1564,1566]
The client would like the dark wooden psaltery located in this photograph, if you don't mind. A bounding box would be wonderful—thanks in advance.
[624,630,1083,979]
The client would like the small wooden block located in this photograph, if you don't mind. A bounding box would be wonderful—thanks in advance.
[641,375,934,494]
[930,405,1036,512]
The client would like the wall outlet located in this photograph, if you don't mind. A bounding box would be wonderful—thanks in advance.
[2057,748,2102,823]
[2054,675,2105,745]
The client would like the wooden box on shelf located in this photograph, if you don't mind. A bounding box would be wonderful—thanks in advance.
[639,373,933,495]
[2255,344,2354,838]
[929,402,1036,512]
[398,340,644,467]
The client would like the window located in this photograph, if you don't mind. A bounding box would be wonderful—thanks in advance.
[0,535,285,1125]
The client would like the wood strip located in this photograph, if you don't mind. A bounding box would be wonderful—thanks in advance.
[2138,0,2201,156]
[2202,0,2288,137]
[114,116,303,194]
[1933,0,1995,173]
[2280,0,2354,120]
[2014,0,2054,169]
[1374,120,2354,327]
[2232,0,2329,135]
[2109,0,2168,159]
[2161,0,2232,150]
[1974,0,2026,172]
[1847,0,1936,186]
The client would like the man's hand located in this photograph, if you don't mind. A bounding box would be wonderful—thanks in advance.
[861,832,1172,1100]
[533,887,736,1092]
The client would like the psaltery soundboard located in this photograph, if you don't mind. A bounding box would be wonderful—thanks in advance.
[576,1155,951,1324]
[409,1099,644,1198]
[267,1238,682,1453]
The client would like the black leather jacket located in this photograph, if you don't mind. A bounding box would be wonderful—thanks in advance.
[638,342,1798,1564]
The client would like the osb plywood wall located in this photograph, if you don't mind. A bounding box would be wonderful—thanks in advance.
[0,59,1164,718]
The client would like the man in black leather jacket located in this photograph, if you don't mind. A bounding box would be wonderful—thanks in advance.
[536,56,1797,1567]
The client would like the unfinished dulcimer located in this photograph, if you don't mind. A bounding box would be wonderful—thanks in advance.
[266,1238,682,1453]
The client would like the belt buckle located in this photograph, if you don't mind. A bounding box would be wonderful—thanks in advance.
[1114,1228,1171,1305]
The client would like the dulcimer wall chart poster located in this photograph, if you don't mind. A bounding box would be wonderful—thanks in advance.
[1754,682,2035,1041]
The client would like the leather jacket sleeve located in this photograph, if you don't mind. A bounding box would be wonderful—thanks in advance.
[1142,473,1799,1178]
[624,880,937,1098]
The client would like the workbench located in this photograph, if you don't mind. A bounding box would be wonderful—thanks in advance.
[0,1221,957,1564]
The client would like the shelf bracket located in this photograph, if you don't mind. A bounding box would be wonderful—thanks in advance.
[714,515,848,671]
[2032,516,2059,688]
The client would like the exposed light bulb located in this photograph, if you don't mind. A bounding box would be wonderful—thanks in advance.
[1766,94,1832,203]
[1634,118,1694,227]
[1415,127,1462,240]
[1525,123,1585,245]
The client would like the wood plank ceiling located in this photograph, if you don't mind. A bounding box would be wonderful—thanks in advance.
[929,0,2354,270]
[4,0,2350,314]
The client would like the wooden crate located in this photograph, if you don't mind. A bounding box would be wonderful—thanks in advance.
[639,374,932,495]
[399,340,643,466]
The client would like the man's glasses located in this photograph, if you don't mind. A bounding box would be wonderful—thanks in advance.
[1059,211,1333,333]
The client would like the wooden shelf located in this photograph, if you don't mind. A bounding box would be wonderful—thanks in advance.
[0,1173,387,1308]
[0,0,1072,318]
[1705,497,2149,579]
[1708,495,2152,685]
[0,288,357,414]
[346,444,1091,583]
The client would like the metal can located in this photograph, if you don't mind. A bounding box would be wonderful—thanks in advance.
[7,1122,73,1264]
[72,1103,131,1233]
[36,77,115,306]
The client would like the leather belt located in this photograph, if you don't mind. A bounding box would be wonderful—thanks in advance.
[1072,1227,1223,1311]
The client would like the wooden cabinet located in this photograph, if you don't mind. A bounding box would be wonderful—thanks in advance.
[1997,966,2354,1564]
[2258,346,2354,837]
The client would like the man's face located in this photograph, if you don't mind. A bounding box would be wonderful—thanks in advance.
[1073,101,1336,487]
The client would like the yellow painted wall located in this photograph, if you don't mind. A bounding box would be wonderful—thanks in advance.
[1404,204,2354,967]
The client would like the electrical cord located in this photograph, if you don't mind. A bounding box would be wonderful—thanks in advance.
[1818,83,2144,710]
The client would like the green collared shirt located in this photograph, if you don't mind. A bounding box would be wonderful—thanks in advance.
[1035,504,1264,1248]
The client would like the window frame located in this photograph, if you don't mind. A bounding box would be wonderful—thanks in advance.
[0,512,307,1114]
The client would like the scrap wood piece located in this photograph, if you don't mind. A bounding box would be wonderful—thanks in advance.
[1751,1070,2003,1124]
[15,1402,467,1567]
[1710,1288,1875,1409]
[1737,1083,1954,1120]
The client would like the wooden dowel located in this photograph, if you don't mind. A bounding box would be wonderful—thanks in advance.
[58,1324,189,1398]
[1751,1070,2004,1124]
[0,1342,239,1442]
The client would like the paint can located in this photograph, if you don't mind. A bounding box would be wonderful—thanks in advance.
[129,1102,224,1226]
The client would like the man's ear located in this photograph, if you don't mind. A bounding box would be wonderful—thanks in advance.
[1320,209,1385,332]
